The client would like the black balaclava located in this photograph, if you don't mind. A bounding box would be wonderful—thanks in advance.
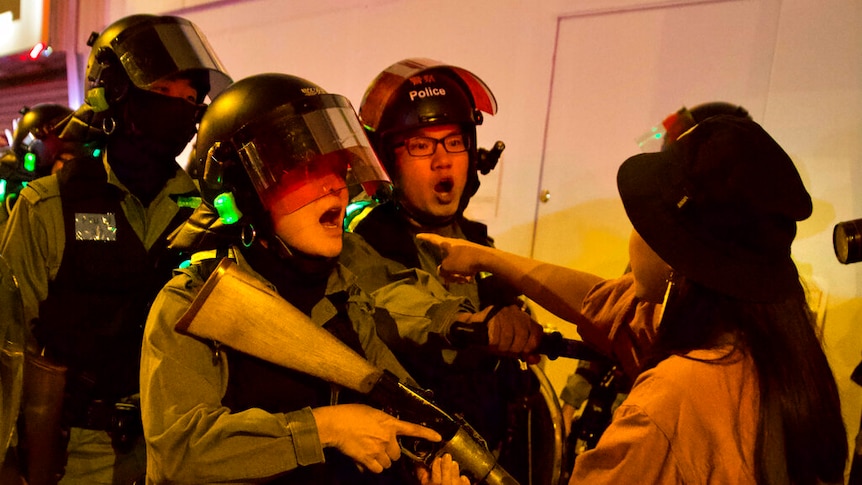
[107,86,201,205]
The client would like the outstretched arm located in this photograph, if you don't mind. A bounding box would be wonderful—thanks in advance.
[417,233,604,326]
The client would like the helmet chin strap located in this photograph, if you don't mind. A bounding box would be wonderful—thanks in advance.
[271,234,294,259]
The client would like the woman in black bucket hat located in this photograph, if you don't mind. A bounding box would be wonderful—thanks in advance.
[419,115,847,484]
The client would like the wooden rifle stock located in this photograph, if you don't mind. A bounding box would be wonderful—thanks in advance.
[175,258,382,394]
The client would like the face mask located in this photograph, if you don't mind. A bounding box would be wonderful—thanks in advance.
[123,87,203,158]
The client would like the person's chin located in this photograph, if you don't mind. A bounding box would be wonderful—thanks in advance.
[428,201,459,216]
[314,240,343,258]
[293,231,342,258]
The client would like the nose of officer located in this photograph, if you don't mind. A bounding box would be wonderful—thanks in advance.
[430,143,453,170]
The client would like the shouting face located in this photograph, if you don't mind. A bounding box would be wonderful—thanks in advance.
[392,124,470,221]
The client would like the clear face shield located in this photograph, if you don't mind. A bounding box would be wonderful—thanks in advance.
[110,17,232,99]
[635,107,697,152]
[228,94,392,216]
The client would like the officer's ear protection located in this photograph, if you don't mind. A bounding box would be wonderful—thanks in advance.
[202,142,244,225]
[84,34,130,113]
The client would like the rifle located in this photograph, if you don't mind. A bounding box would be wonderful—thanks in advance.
[175,258,520,485]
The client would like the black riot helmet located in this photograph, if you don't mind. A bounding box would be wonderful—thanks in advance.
[10,103,101,179]
[11,103,74,177]
[194,73,392,238]
[637,101,751,152]
[61,14,231,147]
[84,14,231,109]
[359,58,497,205]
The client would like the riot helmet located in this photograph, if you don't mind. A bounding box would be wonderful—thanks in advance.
[63,14,231,157]
[3,104,100,213]
[359,58,497,207]
[10,104,95,178]
[84,14,230,109]
[636,101,751,152]
[194,73,392,241]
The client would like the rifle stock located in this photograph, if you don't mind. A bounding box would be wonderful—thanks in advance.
[176,258,520,485]
[175,258,382,393]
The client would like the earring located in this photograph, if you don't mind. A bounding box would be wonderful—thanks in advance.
[657,270,677,325]
[102,116,116,136]
[241,224,256,248]
[662,271,677,304]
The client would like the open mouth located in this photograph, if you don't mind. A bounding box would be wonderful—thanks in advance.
[319,206,343,228]
[435,178,454,193]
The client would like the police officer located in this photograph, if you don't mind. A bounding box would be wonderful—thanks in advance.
[0,102,93,479]
[352,58,554,485]
[0,14,230,484]
[140,72,470,484]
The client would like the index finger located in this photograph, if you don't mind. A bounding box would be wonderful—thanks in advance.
[392,419,443,443]
[416,233,446,248]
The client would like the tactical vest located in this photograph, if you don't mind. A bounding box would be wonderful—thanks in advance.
[213,253,410,485]
[36,159,192,402]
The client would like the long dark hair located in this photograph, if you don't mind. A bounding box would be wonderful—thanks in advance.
[646,278,847,485]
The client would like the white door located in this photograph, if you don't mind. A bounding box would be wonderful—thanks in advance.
[534,0,782,393]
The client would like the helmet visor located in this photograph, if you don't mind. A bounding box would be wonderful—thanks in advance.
[360,58,497,133]
[234,94,392,215]
[111,17,231,98]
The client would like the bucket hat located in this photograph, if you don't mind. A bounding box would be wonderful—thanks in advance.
[617,115,812,302]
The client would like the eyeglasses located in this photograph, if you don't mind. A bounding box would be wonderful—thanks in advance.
[395,133,470,157]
